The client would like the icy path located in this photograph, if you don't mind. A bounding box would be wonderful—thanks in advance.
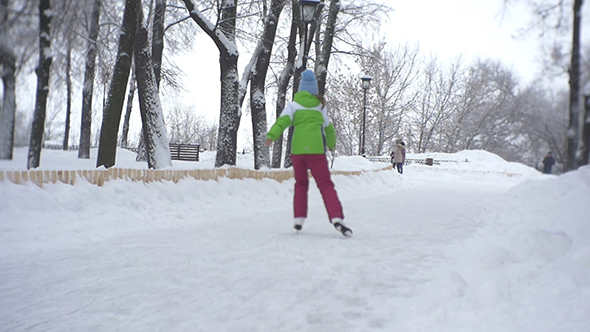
[0,168,518,331]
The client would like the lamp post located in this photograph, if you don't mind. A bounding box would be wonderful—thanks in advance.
[360,75,371,156]
[298,0,320,69]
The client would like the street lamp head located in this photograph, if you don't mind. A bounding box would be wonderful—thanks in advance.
[298,0,320,23]
[361,75,372,90]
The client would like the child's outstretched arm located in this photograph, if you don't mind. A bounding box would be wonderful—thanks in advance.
[265,104,294,146]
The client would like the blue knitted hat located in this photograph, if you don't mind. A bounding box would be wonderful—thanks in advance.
[298,69,319,95]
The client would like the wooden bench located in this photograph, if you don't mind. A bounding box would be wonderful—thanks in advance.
[169,143,200,162]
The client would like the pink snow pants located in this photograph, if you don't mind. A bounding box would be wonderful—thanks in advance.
[290,154,344,221]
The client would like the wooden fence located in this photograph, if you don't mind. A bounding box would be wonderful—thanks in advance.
[0,165,393,187]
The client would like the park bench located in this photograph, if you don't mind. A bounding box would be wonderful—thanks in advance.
[169,143,200,162]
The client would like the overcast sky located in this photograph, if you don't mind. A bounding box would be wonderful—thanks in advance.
[381,0,546,82]
[176,1,550,147]
[179,0,551,111]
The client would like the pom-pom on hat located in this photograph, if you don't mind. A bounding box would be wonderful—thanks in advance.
[298,69,319,95]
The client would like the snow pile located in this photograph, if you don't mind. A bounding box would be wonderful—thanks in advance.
[332,155,389,171]
[407,166,590,331]
[406,149,542,177]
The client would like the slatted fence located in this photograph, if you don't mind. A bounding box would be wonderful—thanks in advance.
[0,165,393,187]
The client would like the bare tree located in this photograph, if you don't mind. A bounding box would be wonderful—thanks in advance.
[6,0,38,76]
[580,87,590,165]
[78,0,102,158]
[62,39,73,150]
[443,60,519,156]
[314,0,389,94]
[96,0,140,168]
[359,42,419,155]
[248,0,286,169]
[120,69,136,149]
[504,0,585,170]
[414,56,462,153]
[182,0,243,167]
[271,0,299,168]
[515,85,569,163]
[325,71,363,155]
[151,0,166,88]
[166,103,216,145]
[566,0,583,169]
[0,0,17,160]
[27,0,53,169]
[0,52,16,159]
[134,5,171,169]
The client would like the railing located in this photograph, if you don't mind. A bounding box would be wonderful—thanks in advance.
[366,156,458,166]
[43,143,98,151]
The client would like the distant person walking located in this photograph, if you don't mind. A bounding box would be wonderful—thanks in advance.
[393,139,406,174]
[542,151,555,174]
[264,69,352,237]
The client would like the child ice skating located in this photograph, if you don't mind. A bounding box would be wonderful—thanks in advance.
[264,70,351,237]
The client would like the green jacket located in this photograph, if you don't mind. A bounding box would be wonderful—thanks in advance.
[267,91,336,155]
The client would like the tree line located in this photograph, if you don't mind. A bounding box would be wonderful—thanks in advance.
[329,43,587,167]
[0,0,588,172]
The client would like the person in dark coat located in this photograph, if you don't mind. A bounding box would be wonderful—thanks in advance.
[542,152,555,174]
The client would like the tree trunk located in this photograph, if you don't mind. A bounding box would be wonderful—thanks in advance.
[0,53,16,160]
[134,23,171,169]
[0,0,16,160]
[151,0,166,89]
[271,11,299,169]
[580,93,590,166]
[249,0,285,169]
[283,0,311,168]
[78,0,101,159]
[250,84,270,169]
[565,0,583,171]
[63,44,72,150]
[316,0,339,95]
[96,0,140,168]
[27,0,53,169]
[120,71,136,149]
[216,52,240,167]
[182,0,241,168]
[135,136,147,161]
[215,0,240,167]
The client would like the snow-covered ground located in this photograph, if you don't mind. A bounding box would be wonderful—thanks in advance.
[1,148,589,331]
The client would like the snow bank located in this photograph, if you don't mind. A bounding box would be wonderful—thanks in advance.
[408,149,541,177]
[412,166,590,330]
